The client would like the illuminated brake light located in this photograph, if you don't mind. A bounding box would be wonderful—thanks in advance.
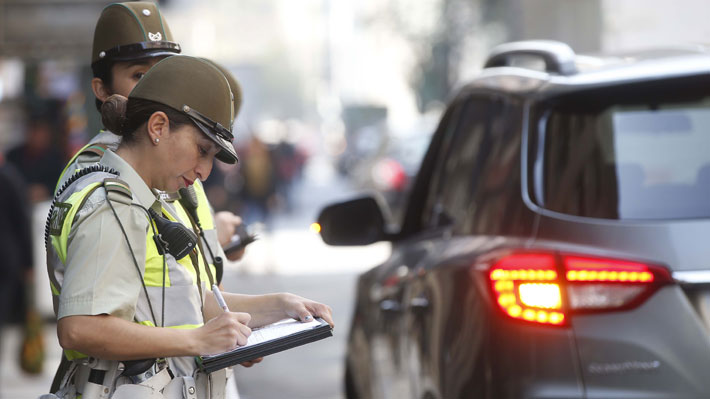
[486,252,671,327]
[565,256,654,283]
[372,158,407,192]
[563,255,670,311]
[518,283,562,309]
[489,253,565,326]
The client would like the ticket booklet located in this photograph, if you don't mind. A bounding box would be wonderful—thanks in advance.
[196,317,332,373]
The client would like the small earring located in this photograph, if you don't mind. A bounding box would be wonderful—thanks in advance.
[154,138,160,143]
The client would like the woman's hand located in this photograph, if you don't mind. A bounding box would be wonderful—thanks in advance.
[215,211,246,261]
[215,211,242,247]
[240,357,263,367]
[280,293,335,328]
[192,311,252,355]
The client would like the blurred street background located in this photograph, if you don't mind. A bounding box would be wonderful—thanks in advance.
[3,0,710,397]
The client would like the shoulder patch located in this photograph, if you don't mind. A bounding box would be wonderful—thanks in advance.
[103,177,132,199]
[49,202,72,236]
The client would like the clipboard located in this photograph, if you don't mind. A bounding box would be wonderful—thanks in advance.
[196,317,332,373]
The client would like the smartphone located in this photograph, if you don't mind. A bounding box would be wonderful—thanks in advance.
[223,224,258,255]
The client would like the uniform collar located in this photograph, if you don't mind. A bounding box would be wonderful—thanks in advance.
[100,149,160,211]
[89,130,122,150]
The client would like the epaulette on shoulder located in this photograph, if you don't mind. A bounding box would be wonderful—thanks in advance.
[103,177,132,199]
[80,143,108,158]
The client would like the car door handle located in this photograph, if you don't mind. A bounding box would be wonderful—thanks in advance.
[379,299,401,312]
[410,296,429,309]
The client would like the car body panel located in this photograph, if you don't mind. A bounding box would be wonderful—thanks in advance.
[572,286,710,398]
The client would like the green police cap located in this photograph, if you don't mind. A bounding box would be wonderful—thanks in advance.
[201,59,243,119]
[92,2,181,66]
[130,56,238,164]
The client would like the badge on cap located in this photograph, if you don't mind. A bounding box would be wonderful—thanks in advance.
[148,32,163,41]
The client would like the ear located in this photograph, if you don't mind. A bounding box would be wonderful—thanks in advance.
[91,77,112,103]
[146,111,170,144]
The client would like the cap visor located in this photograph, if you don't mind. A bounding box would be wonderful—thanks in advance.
[193,120,239,164]
[109,49,181,62]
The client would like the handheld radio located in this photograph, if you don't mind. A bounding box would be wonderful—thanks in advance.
[148,208,198,260]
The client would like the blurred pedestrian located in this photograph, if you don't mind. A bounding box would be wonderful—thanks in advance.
[46,55,333,399]
[0,153,35,380]
[272,138,306,212]
[240,135,277,225]
[6,116,64,202]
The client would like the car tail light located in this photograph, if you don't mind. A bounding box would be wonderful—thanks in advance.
[372,158,407,192]
[486,252,672,327]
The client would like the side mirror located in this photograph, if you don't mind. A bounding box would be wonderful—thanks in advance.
[317,195,392,246]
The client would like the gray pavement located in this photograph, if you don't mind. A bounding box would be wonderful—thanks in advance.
[0,324,61,399]
[224,272,359,399]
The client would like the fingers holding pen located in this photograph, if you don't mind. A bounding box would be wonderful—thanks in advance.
[197,311,252,355]
[233,312,252,346]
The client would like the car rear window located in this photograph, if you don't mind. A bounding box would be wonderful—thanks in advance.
[533,76,710,220]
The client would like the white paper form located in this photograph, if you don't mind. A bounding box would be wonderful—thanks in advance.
[243,318,322,348]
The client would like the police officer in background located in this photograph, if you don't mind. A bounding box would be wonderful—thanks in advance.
[57,1,245,270]
[46,55,333,399]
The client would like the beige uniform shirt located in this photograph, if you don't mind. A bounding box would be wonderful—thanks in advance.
[58,149,161,321]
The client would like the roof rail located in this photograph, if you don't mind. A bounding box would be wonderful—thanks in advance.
[484,40,578,75]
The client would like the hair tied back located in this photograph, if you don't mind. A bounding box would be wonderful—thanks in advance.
[101,94,128,135]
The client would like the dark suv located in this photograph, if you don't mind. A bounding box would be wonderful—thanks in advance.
[317,41,710,399]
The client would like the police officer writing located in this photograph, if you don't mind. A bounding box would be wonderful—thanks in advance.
[46,56,333,399]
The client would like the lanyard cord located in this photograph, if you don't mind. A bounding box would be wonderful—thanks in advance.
[131,203,169,328]
[182,211,217,287]
[105,195,160,328]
